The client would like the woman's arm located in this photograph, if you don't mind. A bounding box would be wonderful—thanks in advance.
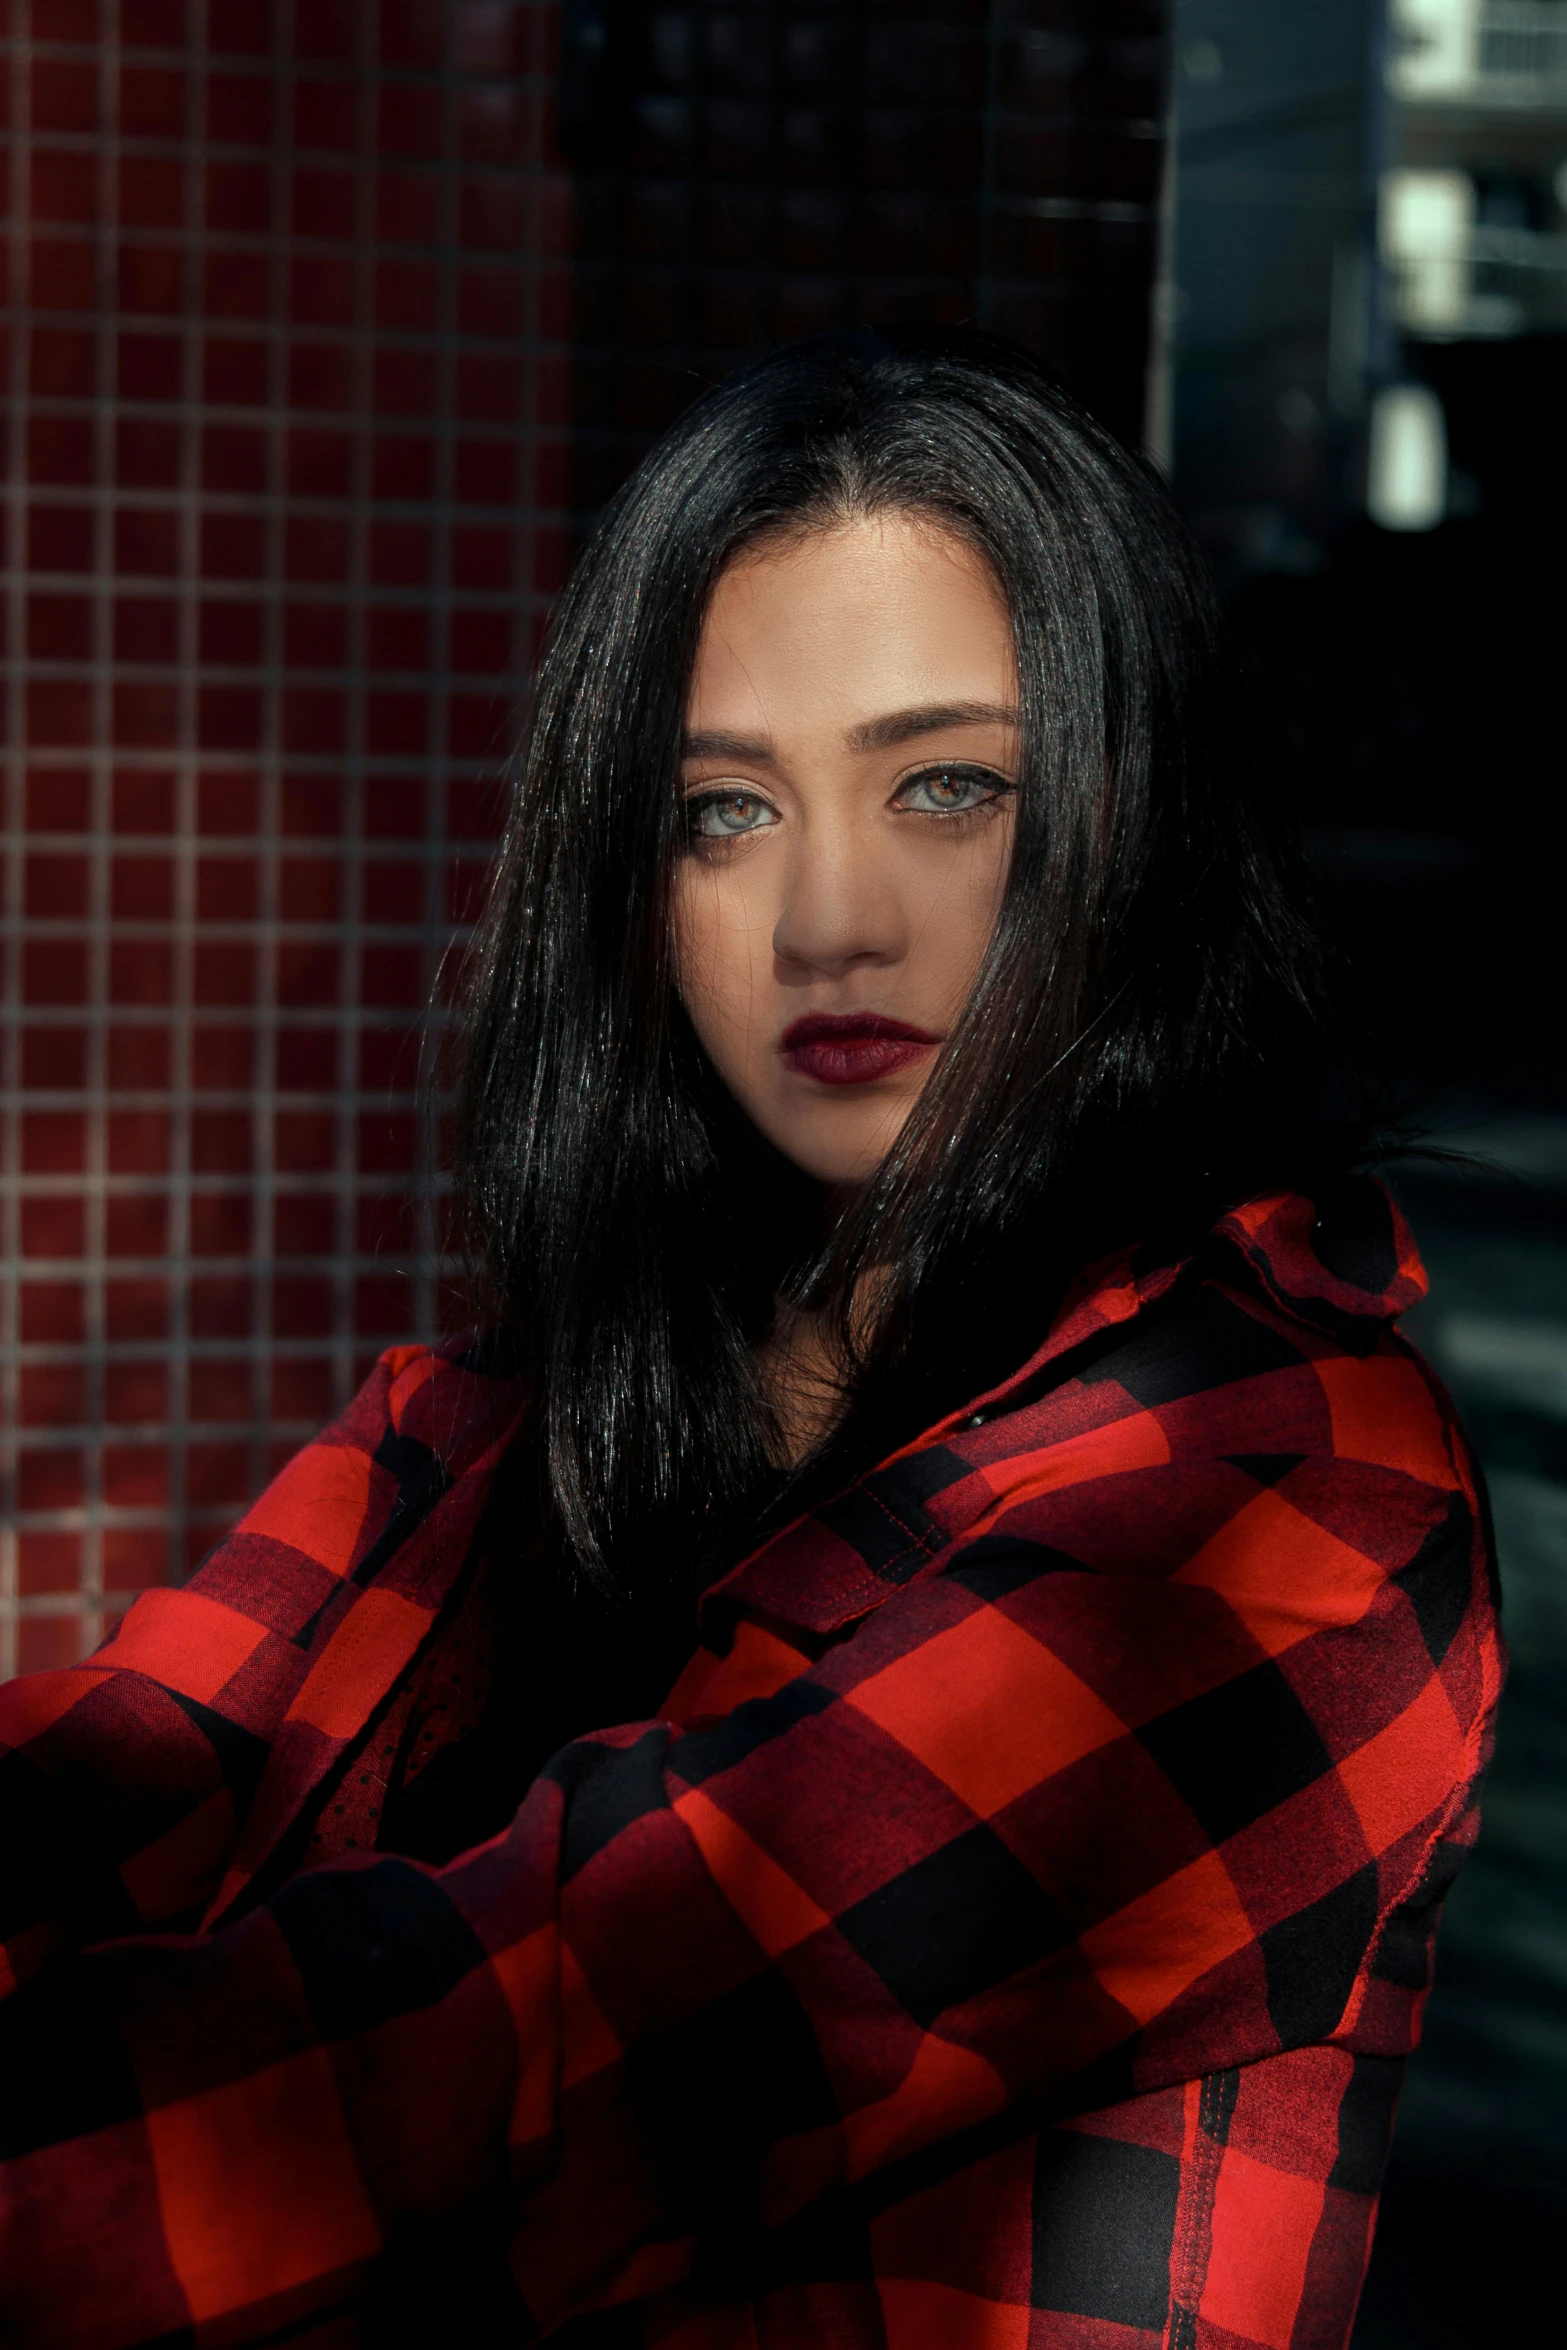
[0,1345,525,1985]
[0,1442,1495,2346]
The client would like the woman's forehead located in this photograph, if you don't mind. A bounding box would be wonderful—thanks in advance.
[688,515,1016,744]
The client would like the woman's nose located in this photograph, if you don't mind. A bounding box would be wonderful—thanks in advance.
[770,815,904,976]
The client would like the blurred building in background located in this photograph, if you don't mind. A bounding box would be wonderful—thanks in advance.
[1153,0,1385,575]
[1166,0,1567,558]
[1166,0,1564,1051]
[1384,0,1567,359]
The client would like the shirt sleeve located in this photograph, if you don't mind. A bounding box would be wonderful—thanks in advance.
[0,1346,524,1986]
[0,1446,1493,2346]
[0,1574,320,1987]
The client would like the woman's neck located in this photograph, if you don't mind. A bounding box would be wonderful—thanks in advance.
[758,1300,849,1470]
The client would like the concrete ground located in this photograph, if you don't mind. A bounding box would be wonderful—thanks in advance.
[1353,1112,1567,2347]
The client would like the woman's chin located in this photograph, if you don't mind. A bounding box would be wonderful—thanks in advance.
[758,1098,919,1188]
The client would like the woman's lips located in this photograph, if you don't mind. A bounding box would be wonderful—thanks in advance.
[779,1012,940,1087]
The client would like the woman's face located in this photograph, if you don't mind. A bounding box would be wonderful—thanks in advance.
[672,512,1019,1188]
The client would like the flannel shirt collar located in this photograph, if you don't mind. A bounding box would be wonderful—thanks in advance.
[700,1175,1427,1644]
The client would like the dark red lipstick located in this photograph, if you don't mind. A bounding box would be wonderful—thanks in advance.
[779,1011,940,1087]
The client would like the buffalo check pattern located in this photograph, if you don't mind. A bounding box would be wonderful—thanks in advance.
[0,1181,1501,2349]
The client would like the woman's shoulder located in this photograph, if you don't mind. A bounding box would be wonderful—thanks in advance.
[961,1182,1486,1638]
[197,1337,528,1587]
[711,1180,1492,1667]
[971,1176,1464,1488]
[66,1341,529,1725]
[0,1345,531,1966]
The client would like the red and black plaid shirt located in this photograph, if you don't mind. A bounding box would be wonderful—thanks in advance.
[0,1184,1500,2349]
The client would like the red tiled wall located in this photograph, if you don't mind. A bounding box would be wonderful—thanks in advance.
[1,0,567,1674]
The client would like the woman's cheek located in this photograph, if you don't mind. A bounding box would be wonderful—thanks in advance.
[673,867,762,1086]
[917,819,1014,1006]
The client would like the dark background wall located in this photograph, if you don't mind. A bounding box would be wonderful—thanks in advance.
[565,0,1166,511]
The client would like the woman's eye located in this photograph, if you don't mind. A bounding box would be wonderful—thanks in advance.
[894,764,1007,817]
[685,789,779,840]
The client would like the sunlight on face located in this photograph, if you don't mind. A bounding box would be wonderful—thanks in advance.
[671,512,1020,1187]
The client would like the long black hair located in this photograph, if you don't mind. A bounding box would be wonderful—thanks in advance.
[457,329,1347,1592]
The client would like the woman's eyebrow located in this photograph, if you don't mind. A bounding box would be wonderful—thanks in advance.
[680,702,1018,763]
[680,728,776,761]
[846,700,1019,751]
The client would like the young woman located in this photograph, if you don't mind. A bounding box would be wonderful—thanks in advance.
[0,333,1498,2350]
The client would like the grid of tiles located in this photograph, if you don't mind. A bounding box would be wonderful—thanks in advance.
[569,0,1168,510]
[1,0,567,1675]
